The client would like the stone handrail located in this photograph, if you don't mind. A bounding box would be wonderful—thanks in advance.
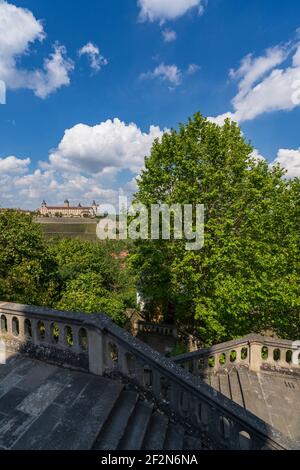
[134,320,178,338]
[0,302,299,451]
[173,334,300,374]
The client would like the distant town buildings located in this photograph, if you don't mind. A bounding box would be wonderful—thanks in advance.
[37,200,98,218]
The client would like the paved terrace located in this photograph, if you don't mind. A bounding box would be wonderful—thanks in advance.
[0,302,299,450]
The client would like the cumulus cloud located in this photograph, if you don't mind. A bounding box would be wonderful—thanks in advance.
[162,28,177,42]
[140,63,182,87]
[1,118,165,209]
[209,36,300,123]
[78,42,108,72]
[0,164,123,209]
[0,1,73,98]
[48,118,165,175]
[138,0,204,23]
[272,148,300,178]
[0,156,30,174]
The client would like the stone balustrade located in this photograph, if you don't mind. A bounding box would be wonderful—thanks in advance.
[134,320,178,338]
[0,302,298,451]
[173,334,300,375]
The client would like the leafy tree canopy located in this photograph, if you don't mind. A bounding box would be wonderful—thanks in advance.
[131,113,300,344]
[0,210,58,306]
[0,212,136,325]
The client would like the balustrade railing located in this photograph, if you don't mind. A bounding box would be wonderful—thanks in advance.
[0,302,298,451]
[134,320,178,338]
[173,334,300,375]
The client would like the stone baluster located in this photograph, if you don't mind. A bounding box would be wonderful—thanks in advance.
[117,346,129,375]
[55,322,66,349]
[267,346,275,366]
[71,326,81,354]
[6,315,13,336]
[18,316,25,341]
[31,319,39,345]
[88,328,105,376]
[214,353,220,371]
[44,321,52,345]
[249,341,263,372]
[278,348,288,368]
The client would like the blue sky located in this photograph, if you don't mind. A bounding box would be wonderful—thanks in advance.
[0,0,300,209]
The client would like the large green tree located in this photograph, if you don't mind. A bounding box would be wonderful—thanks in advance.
[131,113,300,344]
[0,210,59,306]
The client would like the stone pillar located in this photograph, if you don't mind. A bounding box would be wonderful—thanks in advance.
[31,319,40,345]
[6,315,13,336]
[71,326,81,354]
[249,341,262,372]
[18,316,26,341]
[88,329,104,376]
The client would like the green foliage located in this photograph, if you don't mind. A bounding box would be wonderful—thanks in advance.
[0,211,136,326]
[0,210,59,306]
[50,238,136,324]
[131,113,300,344]
[56,272,127,325]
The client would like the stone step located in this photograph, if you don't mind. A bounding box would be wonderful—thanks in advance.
[39,376,123,450]
[93,390,139,450]
[142,411,169,450]
[118,401,153,450]
[164,423,185,450]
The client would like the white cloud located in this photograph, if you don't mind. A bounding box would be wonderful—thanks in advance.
[209,37,300,123]
[207,112,235,126]
[78,42,108,72]
[12,169,118,205]
[48,118,165,175]
[0,0,44,58]
[140,62,182,87]
[0,156,30,174]
[0,118,166,209]
[229,46,289,101]
[138,0,204,23]
[162,28,177,42]
[272,148,300,178]
[187,63,200,75]
[0,1,73,98]
[28,44,74,99]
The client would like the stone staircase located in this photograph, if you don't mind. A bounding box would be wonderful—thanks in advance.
[1,302,299,450]
[94,390,203,451]
[0,354,202,450]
